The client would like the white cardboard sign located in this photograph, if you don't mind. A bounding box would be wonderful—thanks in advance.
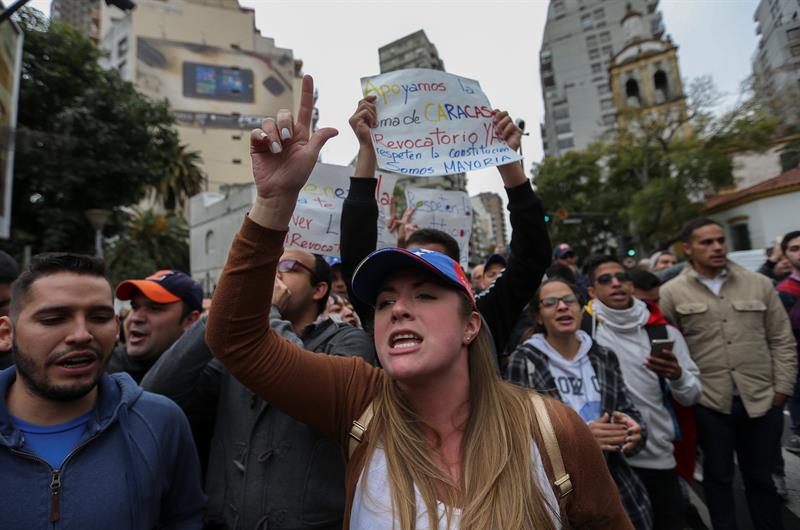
[404,186,472,267]
[286,163,399,257]
[360,68,521,178]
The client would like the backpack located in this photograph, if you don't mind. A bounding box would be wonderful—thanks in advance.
[346,393,573,500]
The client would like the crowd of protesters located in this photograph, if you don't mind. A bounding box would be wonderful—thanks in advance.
[0,74,797,530]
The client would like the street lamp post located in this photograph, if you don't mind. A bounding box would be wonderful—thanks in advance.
[84,209,111,258]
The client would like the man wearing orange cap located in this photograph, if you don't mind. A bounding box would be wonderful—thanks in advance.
[108,270,202,382]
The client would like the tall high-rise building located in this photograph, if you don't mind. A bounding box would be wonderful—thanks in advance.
[379,30,445,73]
[752,0,800,124]
[99,0,307,192]
[539,0,665,157]
[476,192,507,250]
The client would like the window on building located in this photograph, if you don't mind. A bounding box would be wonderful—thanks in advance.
[654,70,670,103]
[730,223,752,251]
[599,31,611,43]
[589,48,600,60]
[596,20,607,28]
[581,13,593,30]
[553,1,565,14]
[553,106,569,120]
[117,60,127,77]
[792,44,800,57]
[205,230,216,255]
[541,49,552,63]
[591,62,602,74]
[586,35,598,48]
[601,45,613,57]
[555,122,572,134]
[625,79,641,107]
[557,138,575,149]
[543,75,556,88]
[788,27,800,41]
[594,7,605,18]
[117,36,128,56]
[600,98,614,110]
[602,113,617,126]
[597,83,610,94]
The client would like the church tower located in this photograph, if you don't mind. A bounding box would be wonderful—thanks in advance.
[609,3,689,134]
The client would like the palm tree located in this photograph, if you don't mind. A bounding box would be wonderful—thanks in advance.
[156,144,206,212]
[105,208,190,286]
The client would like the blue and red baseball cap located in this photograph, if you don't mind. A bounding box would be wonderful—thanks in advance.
[352,247,475,308]
[116,270,203,312]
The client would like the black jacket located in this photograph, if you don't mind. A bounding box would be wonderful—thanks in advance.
[142,310,375,530]
[340,177,551,357]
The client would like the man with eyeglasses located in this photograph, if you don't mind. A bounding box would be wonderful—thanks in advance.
[659,218,796,530]
[142,247,375,530]
[583,254,701,530]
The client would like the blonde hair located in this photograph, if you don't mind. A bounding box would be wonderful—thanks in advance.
[362,294,560,530]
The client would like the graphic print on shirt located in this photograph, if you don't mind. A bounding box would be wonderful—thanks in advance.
[556,375,601,422]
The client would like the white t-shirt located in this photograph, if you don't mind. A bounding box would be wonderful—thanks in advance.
[350,442,561,529]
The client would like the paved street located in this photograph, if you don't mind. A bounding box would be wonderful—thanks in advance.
[687,410,800,529]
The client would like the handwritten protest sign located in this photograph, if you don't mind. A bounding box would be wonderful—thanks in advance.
[286,163,399,257]
[360,68,521,178]
[404,187,472,268]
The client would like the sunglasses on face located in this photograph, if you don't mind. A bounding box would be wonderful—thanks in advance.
[277,259,317,280]
[539,294,578,308]
[596,271,632,285]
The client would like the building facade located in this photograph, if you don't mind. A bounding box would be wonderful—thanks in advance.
[51,0,117,44]
[539,0,665,157]
[752,0,800,124]
[379,30,445,73]
[98,0,308,193]
[608,4,688,132]
[476,191,507,251]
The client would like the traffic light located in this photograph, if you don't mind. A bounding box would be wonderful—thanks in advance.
[544,214,551,223]
[626,249,637,257]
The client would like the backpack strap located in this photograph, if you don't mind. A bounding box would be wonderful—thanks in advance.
[530,393,573,499]
[346,395,574,500]
[348,401,375,459]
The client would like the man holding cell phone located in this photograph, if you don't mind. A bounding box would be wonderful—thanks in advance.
[583,254,701,530]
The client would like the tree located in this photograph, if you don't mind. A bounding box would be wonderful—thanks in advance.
[155,143,206,212]
[534,77,779,255]
[3,8,181,258]
[104,208,190,287]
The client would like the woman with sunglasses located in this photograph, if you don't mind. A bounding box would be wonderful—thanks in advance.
[207,75,633,529]
[506,278,653,530]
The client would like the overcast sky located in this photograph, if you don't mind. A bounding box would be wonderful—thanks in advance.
[28,0,761,200]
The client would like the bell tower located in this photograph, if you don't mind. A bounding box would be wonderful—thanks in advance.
[609,4,689,133]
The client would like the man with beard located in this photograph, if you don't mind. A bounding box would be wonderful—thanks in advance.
[0,253,204,529]
[660,219,796,530]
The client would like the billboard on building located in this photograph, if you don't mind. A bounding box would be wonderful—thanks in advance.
[0,14,22,239]
[136,37,295,129]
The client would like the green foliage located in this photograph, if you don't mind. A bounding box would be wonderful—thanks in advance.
[104,208,189,287]
[155,143,206,212]
[534,77,779,256]
[4,8,180,258]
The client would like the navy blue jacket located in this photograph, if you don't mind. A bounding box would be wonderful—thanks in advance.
[0,369,205,529]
